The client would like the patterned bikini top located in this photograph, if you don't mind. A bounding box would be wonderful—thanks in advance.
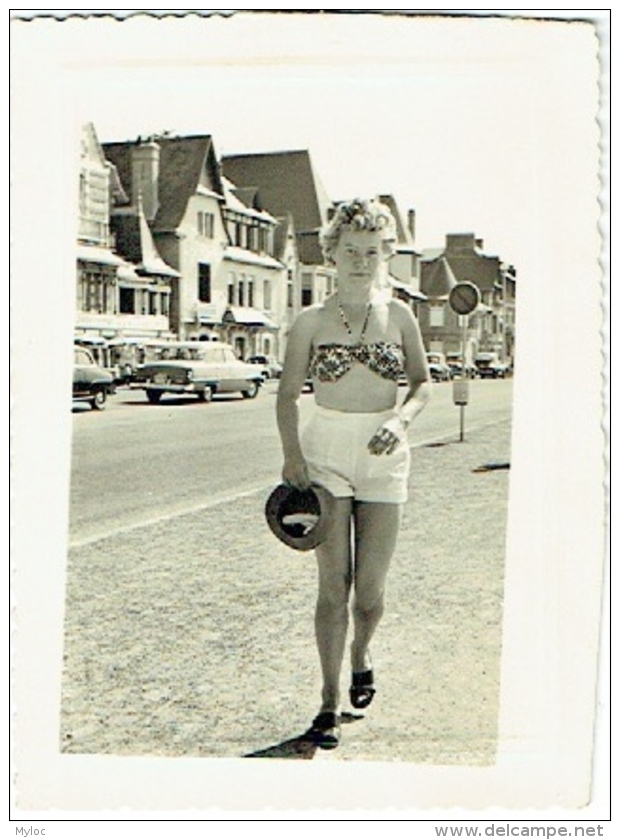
[309,341,405,382]
[308,297,405,383]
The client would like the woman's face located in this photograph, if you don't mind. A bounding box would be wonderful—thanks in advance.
[333,229,386,289]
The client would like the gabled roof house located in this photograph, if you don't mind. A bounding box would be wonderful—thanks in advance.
[76,123,176,342]
[104,135,284,346]
[376,193,424,305]
[419,233,515,360]
[221,150,335,311]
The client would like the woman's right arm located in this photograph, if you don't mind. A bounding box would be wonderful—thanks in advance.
[276,308,316,489]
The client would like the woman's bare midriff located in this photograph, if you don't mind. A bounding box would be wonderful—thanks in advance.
[312,364,401,413]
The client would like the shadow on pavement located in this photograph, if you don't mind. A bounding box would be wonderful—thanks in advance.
[472,461,510,472]
[243,712,365,759]
[244,733,318,759]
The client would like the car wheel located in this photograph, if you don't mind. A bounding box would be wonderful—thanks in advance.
[146,389,161,404]
[242,381,259,399]
[197,386,213,402]
[91,389,107,410]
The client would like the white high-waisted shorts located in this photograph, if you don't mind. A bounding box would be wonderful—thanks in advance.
[300,405,411,504]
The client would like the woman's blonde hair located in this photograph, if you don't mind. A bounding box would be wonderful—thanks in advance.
[320,198,398,266]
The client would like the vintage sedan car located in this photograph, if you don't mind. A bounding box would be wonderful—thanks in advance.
[426,352,452,382]
[446,352,477,379]
[247,354,283,380]
[73,346,115,410]
[474,352,509,379]
[131,341,264,404]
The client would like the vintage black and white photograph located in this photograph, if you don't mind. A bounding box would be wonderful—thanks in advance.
[11,10,608,817]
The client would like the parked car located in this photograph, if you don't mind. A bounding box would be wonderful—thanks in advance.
[247,354,283,380]
[74,335,122,383]
[73,346,115,410]
[130,341,264,404]
[425,352,452,382]
[446,352,477,379]
[474,352,509,379]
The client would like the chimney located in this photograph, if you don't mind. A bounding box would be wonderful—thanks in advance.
[407,209,416,242]
[446,233,476,253]
[131,138,160,222]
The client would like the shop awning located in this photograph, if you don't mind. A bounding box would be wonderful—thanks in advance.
[388,276,427,300]
[117,261,143,282]
[197,303,221,325]
[137,257,180,278]
[77,244,125,266]
[222,306,278,329]
[223,246,284,271]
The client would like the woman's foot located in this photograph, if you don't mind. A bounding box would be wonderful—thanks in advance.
[350,645,376,709]
[307,711,341,749]
[349,668,376,709]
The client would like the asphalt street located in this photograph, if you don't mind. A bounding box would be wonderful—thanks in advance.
[69,377,514,545]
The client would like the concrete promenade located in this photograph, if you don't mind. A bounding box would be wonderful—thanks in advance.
[60,413,512,767]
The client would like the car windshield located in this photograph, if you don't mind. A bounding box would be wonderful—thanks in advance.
[156,347,205,361]
[74,348,93,365]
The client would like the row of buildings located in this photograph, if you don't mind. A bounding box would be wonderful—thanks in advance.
[76,122,516,367]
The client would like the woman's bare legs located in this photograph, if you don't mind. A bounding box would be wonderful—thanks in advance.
[350,501,402,673]
[314,497,354,713]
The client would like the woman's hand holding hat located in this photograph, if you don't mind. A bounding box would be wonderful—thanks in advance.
[265,481,335,551]
[282,455,311,490]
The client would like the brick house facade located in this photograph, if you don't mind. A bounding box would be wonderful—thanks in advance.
[420,234,516,365]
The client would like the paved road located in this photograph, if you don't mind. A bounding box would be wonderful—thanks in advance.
[69,378,513,545]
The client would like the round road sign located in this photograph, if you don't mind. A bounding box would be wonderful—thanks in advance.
[449,282,480,315]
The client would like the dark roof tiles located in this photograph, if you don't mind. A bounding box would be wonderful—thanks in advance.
[103,135,222,232]
[222,150,332,233]
[420,256,458,298]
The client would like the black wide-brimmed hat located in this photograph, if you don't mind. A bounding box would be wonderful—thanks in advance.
[265,483,335,551]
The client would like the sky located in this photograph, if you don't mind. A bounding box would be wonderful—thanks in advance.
[13,9,603,278]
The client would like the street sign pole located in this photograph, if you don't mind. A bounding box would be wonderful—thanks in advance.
[459,315,468,442]
[448,282,481,443]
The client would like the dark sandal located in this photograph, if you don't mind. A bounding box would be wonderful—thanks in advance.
[307,712,341,749]
[349,669,376,709]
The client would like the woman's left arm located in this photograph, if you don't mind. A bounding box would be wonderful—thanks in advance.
[396,301,432,428]
[368,302,431,455]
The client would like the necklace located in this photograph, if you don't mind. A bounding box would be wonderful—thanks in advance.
[337,296,372,345]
